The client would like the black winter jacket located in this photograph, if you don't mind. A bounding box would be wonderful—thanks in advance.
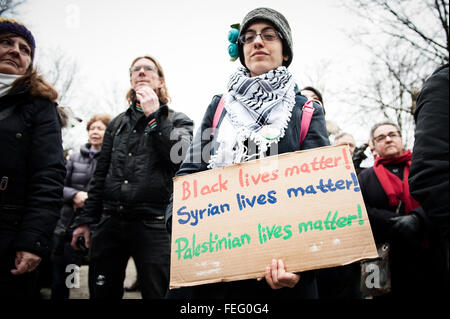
[74,103,193,226]
[57,143,100,229]
[409,64,449,232]
[358,165,428,244]
[358,163,435,296]
[0,85,66,257]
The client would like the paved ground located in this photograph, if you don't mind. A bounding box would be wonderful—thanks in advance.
[41,258,141,299]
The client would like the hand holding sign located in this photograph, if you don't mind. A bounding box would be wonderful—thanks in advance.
[259,259,300,289]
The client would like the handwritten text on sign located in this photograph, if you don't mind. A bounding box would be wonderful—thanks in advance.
[170,145,377,288]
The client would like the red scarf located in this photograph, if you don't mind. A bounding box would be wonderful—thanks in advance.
[373,150,420,215]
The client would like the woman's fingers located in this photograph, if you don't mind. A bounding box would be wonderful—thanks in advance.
[265,259,301,289]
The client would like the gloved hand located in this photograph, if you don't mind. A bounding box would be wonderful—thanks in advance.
[390,214,421,242]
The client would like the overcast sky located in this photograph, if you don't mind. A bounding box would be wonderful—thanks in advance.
[15,0,373,148]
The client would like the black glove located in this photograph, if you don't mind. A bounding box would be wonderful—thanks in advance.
[390,214,421,241]
[353,143,368,160]
[352,144,368,172]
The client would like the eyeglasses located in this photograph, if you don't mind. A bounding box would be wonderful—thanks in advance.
[373,131,401,143]
[130,65,158,74]
[238,29,283,44]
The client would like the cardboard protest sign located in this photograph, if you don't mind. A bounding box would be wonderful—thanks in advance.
[170,145,378,288]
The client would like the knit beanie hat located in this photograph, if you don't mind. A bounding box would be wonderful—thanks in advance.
[238,7,293,68]
[0,18,36,60]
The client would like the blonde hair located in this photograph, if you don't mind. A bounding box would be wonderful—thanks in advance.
[125,55,171,105]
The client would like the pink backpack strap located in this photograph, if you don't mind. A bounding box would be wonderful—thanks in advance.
[299,100,314,148]
[211,96,225,137]
[210,96,314,147]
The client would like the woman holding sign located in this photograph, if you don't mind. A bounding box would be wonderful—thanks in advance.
[166,7,329,299]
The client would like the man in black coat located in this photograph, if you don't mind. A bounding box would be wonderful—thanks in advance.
[71,56,193,299]
[358,122,433,298]
[409,64,449,298]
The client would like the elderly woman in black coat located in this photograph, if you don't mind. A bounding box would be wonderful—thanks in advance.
[0,18,66,298]
[51,113,111,299]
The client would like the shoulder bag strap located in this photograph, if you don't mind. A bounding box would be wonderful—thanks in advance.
[299,100,314,148]
[211,96,225,137]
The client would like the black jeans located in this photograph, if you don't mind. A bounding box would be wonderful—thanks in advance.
[88,211,170,299]
[50,238,84,300]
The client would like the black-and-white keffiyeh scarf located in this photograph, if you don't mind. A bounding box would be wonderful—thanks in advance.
[208,66,296,169]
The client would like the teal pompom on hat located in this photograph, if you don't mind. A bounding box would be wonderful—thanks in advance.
[228,43,238,60]
[0,17,36,60]
[227,23,240,61]
[228,28,239,43]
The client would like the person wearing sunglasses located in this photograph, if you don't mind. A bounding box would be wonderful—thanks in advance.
[165,7,329,299]
[358,121,434,298]
[71,56,193,299]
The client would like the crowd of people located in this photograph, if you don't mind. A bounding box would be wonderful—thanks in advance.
[0,7,448,301]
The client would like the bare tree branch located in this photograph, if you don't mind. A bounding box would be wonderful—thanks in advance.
[381,0,446,51]
[341,0,448,139]
[0,0,26,16]
[35,47,80,107]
